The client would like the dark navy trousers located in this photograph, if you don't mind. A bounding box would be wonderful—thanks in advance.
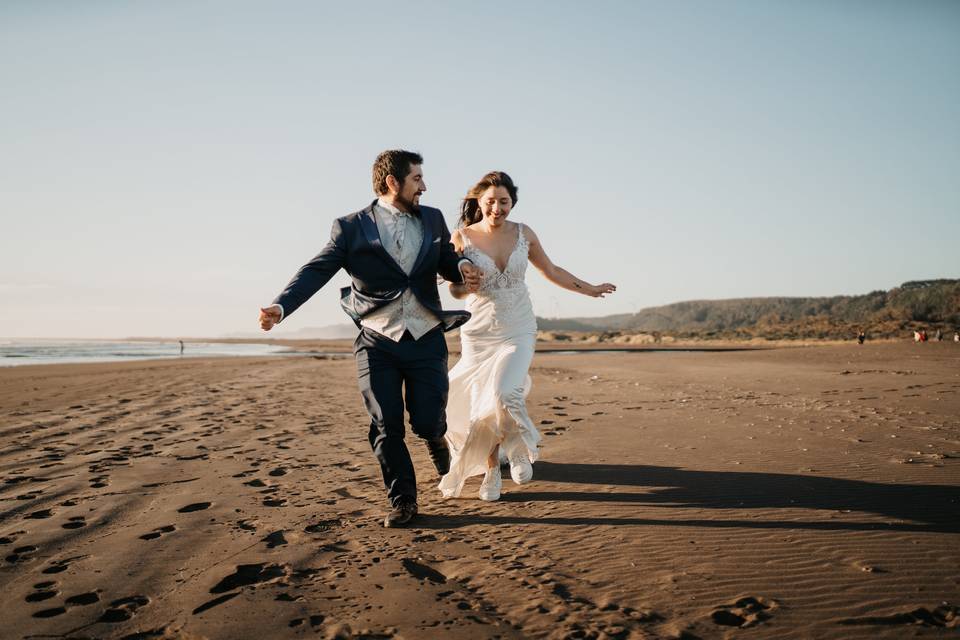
[354,326,449,507]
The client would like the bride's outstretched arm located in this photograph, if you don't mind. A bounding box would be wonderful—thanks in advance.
[525,225,616,298]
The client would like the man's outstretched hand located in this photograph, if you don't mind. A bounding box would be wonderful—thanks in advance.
[259,306,282,331]
[461,263,483,293]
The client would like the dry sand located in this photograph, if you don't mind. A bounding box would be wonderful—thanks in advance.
[1,342,958,639]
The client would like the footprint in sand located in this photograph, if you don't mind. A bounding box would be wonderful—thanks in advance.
[26,587,59,603]
[62,516,87,530]
[65,592,100,606]
[176,452,209,461]
[0,532,26,545]
[140,525,176,541]
[288,615,326,628]
[209,563,288,594]
[98,595,150,622]
[236,519,259,532]
[412,534,437,543]
[839,603,959,628]
[43,563,70,573]
[6,544,39,564]
[401,558,447,584]
[177,502,212,513]
[262,531,288,548]
[192,592,240,615]
[304,519,342,534]
[330,462,362,473]
[43,555,87,575]
[25,508,54,520]
[710,596,777,628]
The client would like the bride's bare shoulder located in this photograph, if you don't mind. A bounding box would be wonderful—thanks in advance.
[519,222,539,244]
[451,228,465,252]
[459,223,483,241]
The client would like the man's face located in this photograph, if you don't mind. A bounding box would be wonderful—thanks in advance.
[393,164,425,213]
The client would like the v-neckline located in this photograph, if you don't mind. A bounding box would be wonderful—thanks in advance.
[467,225,522,275]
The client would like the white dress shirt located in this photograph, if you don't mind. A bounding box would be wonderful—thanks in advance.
[360,199,441,341]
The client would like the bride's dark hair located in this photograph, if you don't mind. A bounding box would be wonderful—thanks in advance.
[459,171,519,227]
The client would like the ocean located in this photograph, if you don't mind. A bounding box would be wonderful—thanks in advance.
[0,339,307,367]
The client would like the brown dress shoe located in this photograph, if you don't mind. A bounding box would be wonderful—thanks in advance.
[426,438,451,476]
[383,501,418,528]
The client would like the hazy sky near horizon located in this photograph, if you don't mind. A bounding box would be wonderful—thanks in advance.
[2,1,958,338]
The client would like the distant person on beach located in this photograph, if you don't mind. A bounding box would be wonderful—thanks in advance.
[954,332,959,342]
[935,329,942,342]
[857,331,866,345]
[259,150,482,528]
[438,171,616,501]
[179,340,184,355]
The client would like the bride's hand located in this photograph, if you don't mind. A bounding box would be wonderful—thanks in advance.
[462,264,483,293]
[587,282,617,298]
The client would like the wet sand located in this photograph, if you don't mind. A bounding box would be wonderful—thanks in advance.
[1,342,958,639]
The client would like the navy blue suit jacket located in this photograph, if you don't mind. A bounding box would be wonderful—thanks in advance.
[273,200,471,332]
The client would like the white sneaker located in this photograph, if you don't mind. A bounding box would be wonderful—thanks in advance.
[479,466,502,501]
[509,452,533,485]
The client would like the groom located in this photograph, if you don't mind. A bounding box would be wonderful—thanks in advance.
[259,150,481,527]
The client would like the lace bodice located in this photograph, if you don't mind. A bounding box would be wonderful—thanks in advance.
[461,224,529,294]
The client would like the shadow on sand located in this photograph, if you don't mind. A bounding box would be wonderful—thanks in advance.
[422,462,960,533]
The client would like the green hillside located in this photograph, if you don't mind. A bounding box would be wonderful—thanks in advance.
[537,279,960,340]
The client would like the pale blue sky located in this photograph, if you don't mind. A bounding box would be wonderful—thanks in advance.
[2,1,957,338]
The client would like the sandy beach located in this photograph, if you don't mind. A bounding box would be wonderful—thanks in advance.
[1,342,958,639]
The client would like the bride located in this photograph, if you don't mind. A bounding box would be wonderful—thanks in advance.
[438,171,616,501]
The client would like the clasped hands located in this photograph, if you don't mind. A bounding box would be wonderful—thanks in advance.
[460,263,483,293]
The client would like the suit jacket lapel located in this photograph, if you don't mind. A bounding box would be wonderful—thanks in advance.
[359,201,406,276]
[410,209,433,275]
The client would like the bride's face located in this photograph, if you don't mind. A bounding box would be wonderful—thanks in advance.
[479,186,513,228]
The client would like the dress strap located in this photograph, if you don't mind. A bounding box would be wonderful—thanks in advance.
[461,228,473,247]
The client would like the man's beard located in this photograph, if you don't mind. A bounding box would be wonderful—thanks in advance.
[395,191,421,213]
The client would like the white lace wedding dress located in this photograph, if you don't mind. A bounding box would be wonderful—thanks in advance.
[439,224,540,498]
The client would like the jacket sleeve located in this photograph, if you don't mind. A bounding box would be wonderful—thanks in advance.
[436,214,466,284]
[272,218,348,319]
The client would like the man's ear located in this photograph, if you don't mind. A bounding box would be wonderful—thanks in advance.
[385,175,400,195]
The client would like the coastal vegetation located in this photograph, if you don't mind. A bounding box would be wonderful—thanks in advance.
[537,279,960,341]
